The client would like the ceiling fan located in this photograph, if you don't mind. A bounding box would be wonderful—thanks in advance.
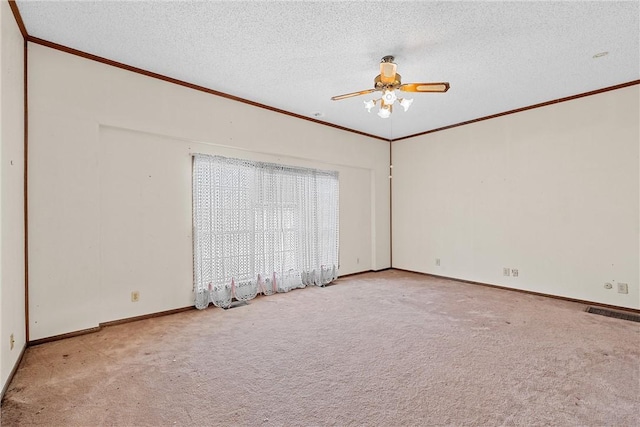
[331,55,450,118]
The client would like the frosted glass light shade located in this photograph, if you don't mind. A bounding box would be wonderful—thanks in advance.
[363,99,375,112]
[377,106,391,118]
[382,90,397,106]
[400,98,413,111]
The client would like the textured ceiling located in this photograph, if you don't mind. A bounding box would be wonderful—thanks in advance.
[15,1,640,140]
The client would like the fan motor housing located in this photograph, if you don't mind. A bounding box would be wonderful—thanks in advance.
[375,73,402,90]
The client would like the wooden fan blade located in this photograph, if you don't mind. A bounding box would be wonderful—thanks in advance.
[400,82,450,93]
[379,62,397,84]
[331,88,377,101]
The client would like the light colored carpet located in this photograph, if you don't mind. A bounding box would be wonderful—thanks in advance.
[2,270,639,426]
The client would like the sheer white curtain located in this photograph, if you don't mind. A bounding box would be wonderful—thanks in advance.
[192,154,339,309]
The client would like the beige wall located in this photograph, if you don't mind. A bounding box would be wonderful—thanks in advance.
[392,85,639,309]
[1,0,26,392]
[27,43,391,340]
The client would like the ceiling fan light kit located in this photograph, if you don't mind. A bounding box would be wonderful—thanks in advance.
[331,55,450,119]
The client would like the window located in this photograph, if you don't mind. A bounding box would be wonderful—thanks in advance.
[192,154,339,308]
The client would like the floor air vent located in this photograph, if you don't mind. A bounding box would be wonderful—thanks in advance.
[586,306,640,323]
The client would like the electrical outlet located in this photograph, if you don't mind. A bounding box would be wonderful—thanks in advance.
[10,333,14,350]
[503,268,510,277]
[131,291,140,302]
[511,268,519,278]
[435,258,441,266]
[617,283,628,294]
